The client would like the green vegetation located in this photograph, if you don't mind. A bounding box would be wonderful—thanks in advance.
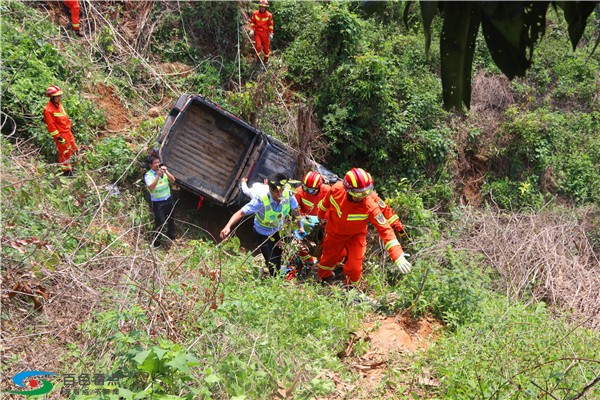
[1,1,599,399]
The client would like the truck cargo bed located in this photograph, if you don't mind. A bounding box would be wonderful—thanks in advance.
[160,96,260,204]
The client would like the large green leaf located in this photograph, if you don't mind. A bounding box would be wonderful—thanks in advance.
[403,1,412,30]
[555,1,599,50]
[523,2,550,59]
[420,0,440,55]
[440,2,481,110]
[479,2,533,79]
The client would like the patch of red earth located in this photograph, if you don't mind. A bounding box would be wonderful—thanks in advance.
[85,83,131,133]
[326,314,442,399]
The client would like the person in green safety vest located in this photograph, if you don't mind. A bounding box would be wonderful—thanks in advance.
[145,155,176,248]
[220,172,304,276]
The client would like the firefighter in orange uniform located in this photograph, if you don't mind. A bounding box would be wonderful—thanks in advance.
[64,0,83,37]
[294,171,331,266]
[317,168,412,285]
[295,171,330,217]
[43,85,79,175]
[249,0,274,65]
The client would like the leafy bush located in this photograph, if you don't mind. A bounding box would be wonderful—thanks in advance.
[0,1,103,158]
[85,136,137,183]
[424,298,600,399]
[482,176,546,210]
[495,107,600,206]
[381,247,492,330]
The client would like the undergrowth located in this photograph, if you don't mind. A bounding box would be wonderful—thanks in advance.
[1,2,599,400]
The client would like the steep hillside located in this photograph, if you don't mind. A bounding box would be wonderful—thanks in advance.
[1,2,599,399]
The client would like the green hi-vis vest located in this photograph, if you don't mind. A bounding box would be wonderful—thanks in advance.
[147,171,170,200]
[256,191,291,229]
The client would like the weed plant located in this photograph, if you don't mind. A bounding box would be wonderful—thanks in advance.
[421,297,600,399]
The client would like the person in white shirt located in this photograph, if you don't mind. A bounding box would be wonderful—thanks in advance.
[240,177,269,199]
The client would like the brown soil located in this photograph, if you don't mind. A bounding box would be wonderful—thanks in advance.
[325,314,442,399]
[86,83,132,133]
[453,70,516,206]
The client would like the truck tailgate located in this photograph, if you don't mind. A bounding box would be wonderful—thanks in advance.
[160,96,260,204]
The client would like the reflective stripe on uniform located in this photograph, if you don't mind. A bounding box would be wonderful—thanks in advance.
[388,215,399,224]
[318,263,336,271]
[318,200,327,211]
[347,214,368,221]
[49,130,59,136]
[385,239,400,251]
[53,113,64,117]
[301,198,314,208]
[330,196,342,218]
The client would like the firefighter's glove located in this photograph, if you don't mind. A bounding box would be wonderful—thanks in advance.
[249,30,255,38]
[395,253,412,274]
[294,229,307,240]
[269,32,273,40]
[57,135,66,145]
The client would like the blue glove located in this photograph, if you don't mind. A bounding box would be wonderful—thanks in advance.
[294,230,307,240]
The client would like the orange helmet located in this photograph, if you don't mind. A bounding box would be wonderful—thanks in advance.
[343,167,374,199]
[259,0,269,7]
[303,171,323,189]
[46,85,63,97]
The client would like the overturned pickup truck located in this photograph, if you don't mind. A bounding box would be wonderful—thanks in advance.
[158,94,337,206]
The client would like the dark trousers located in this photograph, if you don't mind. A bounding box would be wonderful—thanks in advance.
[254,229,282,276]
[152,197,175,245]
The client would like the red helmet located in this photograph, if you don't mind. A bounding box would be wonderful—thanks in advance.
[259,0,269,7]
[343,167,374,199]
[303,171,323,189]
[46,85,63,97]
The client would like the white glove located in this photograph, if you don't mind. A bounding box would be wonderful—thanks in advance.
[269,32,273,40]
[395,253,412,274]
[249,30,255,38]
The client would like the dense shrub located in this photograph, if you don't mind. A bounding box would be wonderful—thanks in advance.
[424,298,600,399]
[0,1,103,158]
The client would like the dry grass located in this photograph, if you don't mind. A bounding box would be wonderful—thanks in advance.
[458,207,600,328]
[471,70,515,113]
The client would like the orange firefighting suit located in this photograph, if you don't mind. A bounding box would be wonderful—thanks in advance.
[250,9,273,62]
[371,191,404,233]
[64,0,80,32]
[43,100,79,171]
[295,184,331,216]
[317,182,404,284]
[294,184,331,264]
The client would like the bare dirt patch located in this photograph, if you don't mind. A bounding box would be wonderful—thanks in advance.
[452,70,517,206]
[326,314,442,399]
[85,83,132,133]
